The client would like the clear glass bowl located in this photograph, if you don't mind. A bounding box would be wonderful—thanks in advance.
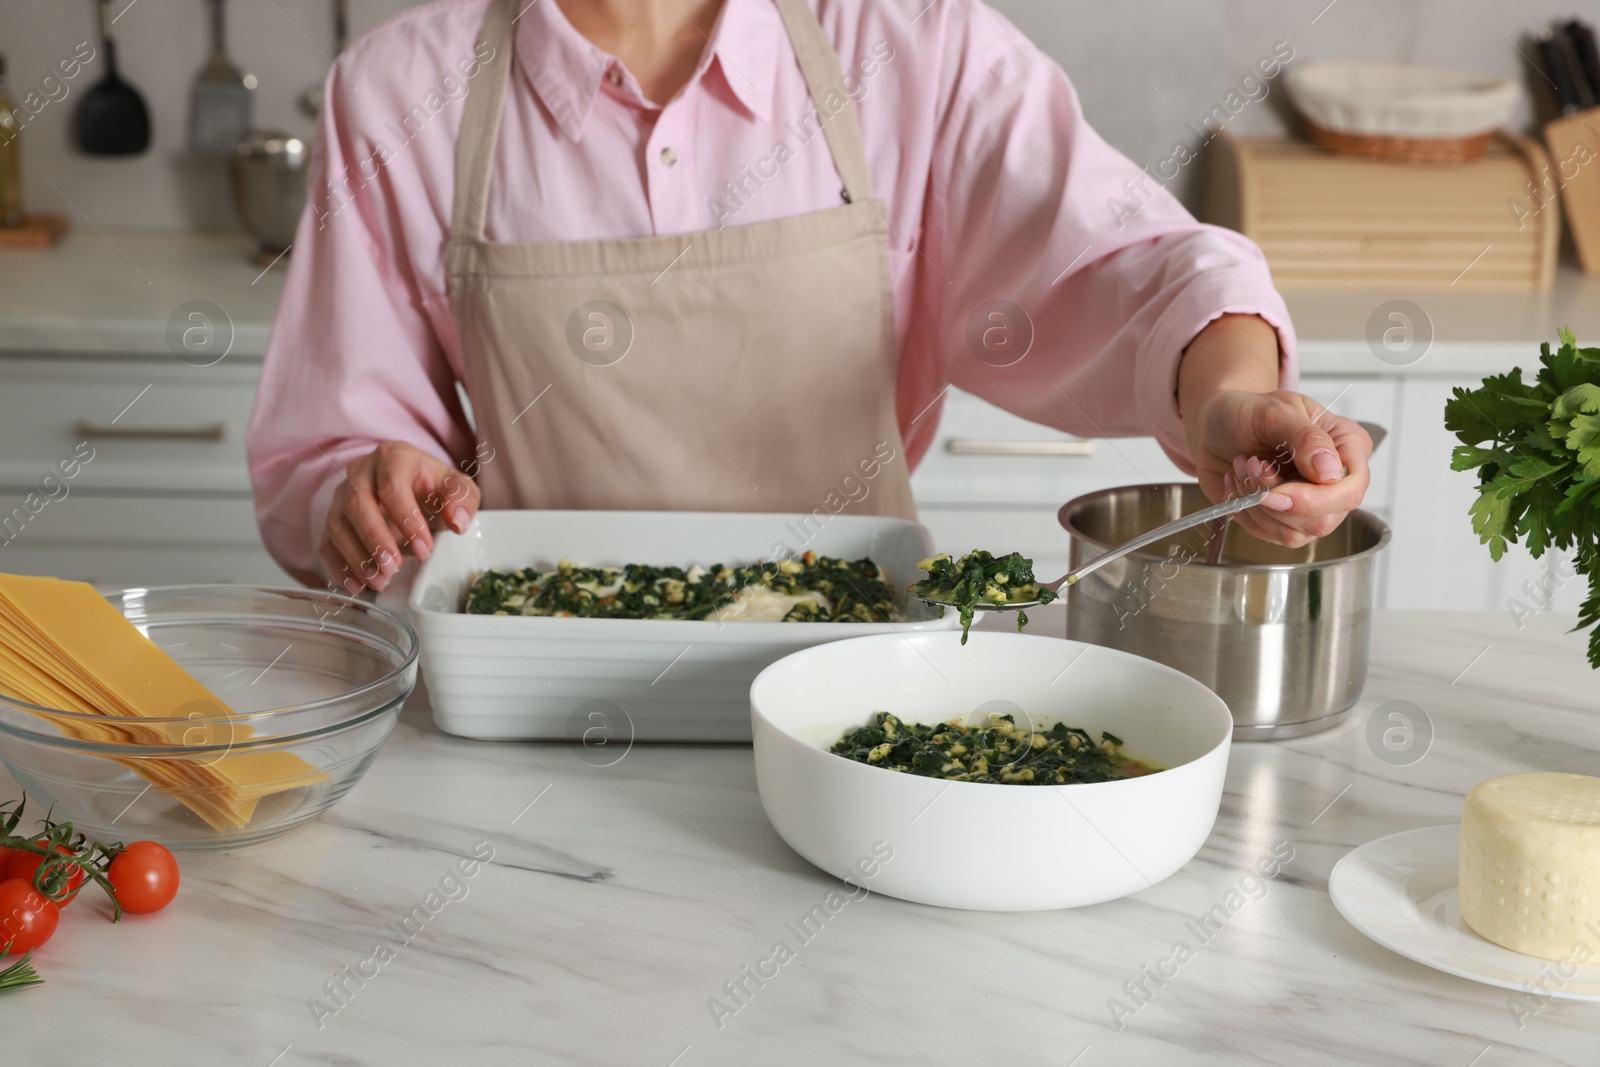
[0,585,417,852]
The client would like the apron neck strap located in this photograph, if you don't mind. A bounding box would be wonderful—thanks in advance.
[454,0,517,242]
[453,0,875,242]
[768,0,875,202]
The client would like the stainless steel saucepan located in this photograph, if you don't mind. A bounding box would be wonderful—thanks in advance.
[1059,483,1390,741]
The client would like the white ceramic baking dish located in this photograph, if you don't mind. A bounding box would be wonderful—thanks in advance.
[407,510,958,741]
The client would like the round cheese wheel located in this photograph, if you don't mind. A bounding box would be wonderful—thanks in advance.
[1459,772,1600,961]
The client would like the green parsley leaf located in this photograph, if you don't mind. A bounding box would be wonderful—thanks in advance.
[1449,330,1600,667]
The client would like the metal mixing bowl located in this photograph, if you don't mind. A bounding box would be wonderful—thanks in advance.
[230,128,309,260]
[1060,484,1390,741]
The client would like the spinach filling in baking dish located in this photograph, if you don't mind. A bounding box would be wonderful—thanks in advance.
[830,712,1160,784]
[464,551,903,622]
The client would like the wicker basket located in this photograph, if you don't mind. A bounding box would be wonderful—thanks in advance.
[1302,119,1493,164]
[1287,61,1519,166]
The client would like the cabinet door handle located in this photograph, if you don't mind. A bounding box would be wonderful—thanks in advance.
[945,438,1095,456]
[74,421,228,442]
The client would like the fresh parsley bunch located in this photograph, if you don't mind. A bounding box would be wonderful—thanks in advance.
[1445,328,1600,667]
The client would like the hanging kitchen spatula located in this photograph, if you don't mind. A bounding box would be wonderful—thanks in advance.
[188,0,255,155]
[74,0,152,156]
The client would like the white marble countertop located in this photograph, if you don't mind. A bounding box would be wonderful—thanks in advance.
[3,230,1598,371]
[1290,267,1600,377]
[0,231,280,359]
[4,607,1599,1066]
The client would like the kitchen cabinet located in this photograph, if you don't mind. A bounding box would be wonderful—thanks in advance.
[1387,376,1585,617]
[0,353,293,588]
[0,233,293,589]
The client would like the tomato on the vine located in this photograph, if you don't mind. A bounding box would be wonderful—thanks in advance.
[8,841,86,904]
[0,879,59,955]
[106,842,178,914]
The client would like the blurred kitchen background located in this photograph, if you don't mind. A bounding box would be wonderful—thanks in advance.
[0,0,1580,225]
[0,0,1598,616]
[0,0,1583,224]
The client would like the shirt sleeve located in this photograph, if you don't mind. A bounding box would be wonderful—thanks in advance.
[246,60,474,586]
[900,0,1297,469]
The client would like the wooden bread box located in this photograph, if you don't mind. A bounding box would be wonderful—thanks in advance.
[1206,132,1559,290]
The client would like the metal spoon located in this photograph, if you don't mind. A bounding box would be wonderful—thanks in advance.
[913,488,1272,613]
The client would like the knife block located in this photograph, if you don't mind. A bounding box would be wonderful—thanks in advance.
[1206,132,1559,290]
[1544,107,1600,275]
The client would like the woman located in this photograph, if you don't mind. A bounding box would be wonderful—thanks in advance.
[248,0,1370,594]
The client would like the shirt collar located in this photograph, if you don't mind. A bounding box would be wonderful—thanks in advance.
[707,0,780,122]
[513,0,612,141]
[514,0,781,139]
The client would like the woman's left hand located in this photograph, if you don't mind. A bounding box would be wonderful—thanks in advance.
[1185,389,1372,548]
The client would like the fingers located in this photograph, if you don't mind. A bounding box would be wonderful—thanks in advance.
[344,483,405,587]
[1225,468,1302,546]
[320,442,483,593]
[1286,419,1344,486]
[321,512,379,595]
[1263,420,1370,524]
[1228,414,1373,547]
[326,471,404,592]
[372,442,437,562]
[426,468,481,535]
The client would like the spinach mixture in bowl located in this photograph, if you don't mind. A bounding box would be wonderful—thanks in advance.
[830,712,1159,785]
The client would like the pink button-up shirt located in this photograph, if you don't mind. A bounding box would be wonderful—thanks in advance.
[248,0,1296,582]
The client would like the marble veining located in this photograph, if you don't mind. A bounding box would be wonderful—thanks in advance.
[5,609,1600,1066]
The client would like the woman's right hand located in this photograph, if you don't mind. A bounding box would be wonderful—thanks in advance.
[319,441,481,594]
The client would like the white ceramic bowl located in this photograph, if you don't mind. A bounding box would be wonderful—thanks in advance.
[751,632,1232,911]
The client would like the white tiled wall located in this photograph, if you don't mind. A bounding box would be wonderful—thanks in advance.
[0,0,1580,229]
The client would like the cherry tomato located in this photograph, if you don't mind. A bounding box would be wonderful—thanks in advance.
[3,838,54,878]
[0,879,59,954]
[8,842,86,904]
[106,841,179,914]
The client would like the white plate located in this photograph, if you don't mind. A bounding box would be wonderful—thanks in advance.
[1329,825,1600,1000]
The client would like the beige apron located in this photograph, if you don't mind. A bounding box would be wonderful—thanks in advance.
[446,0,916,520]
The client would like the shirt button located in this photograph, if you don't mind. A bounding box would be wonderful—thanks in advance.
[606,68,622,87]
[660,147,678,166]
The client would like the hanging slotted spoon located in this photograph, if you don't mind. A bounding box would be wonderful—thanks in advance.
[913,488,1273,613]
[188,0,254,155]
